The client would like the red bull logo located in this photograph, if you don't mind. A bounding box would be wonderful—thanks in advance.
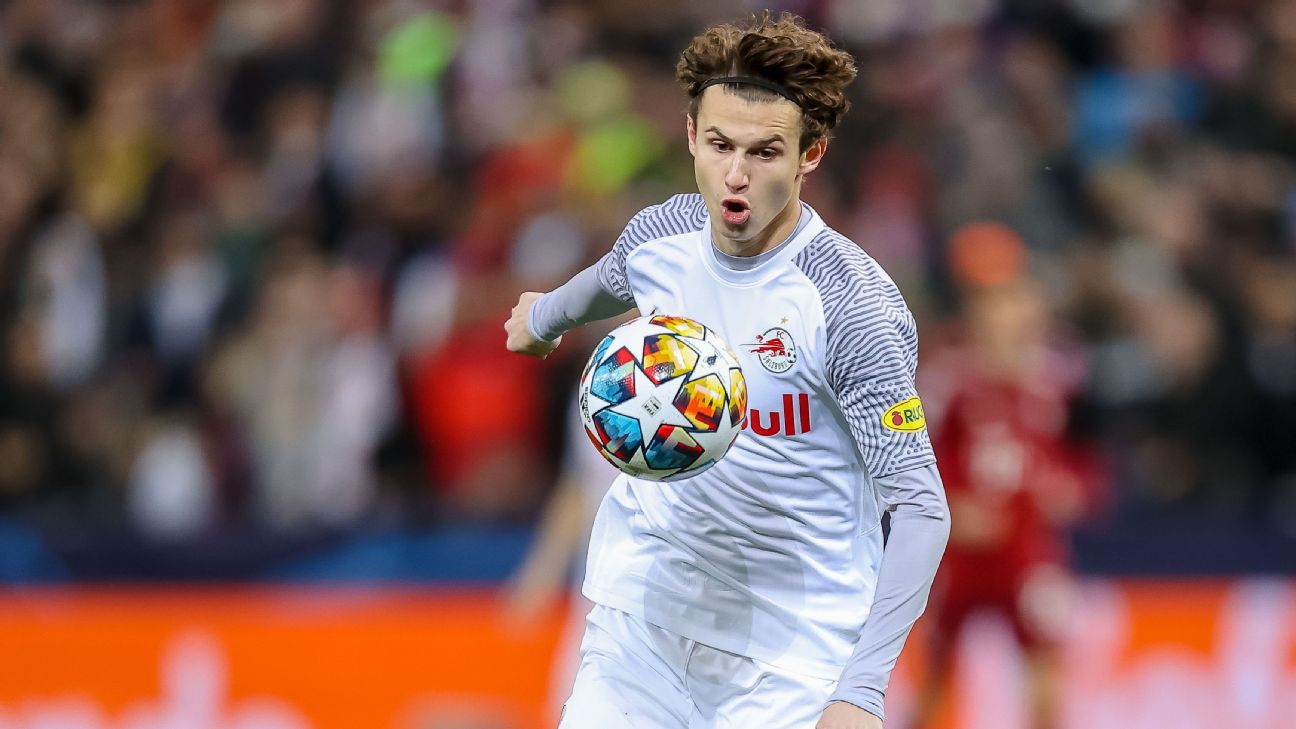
[744,327,797,373]
[742,393,812,436]
[749,338,788,357]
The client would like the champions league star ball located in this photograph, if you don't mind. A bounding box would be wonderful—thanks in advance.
[578,314,747,481]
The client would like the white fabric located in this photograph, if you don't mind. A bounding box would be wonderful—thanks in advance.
[580,195,935,680]
[531,194,947,719]
[559,605,836,729]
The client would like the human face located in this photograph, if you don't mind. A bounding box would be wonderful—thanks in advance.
[687,87,826,256]
[968,279,1048,379]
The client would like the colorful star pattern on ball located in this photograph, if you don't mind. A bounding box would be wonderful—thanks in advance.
[578,315,745,481]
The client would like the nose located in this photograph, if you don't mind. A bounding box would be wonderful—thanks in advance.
[724,155,748,193]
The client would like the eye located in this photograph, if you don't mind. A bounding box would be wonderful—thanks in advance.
[711,140,732,153]
[755,148,778,160]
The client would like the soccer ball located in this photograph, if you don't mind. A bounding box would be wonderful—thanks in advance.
[578,314,747,481]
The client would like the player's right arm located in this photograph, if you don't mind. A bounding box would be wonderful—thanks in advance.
[504,265,634,359]
[505,291,564,358]
[506,196,704,358]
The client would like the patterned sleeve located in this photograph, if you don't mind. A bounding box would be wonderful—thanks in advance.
[595,194,707,302]
[795,234,936,478]
[798,234,949,719]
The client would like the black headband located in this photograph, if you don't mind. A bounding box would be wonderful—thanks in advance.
[698,76,800,107]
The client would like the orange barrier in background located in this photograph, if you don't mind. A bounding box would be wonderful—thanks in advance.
[0,588,566,729]
[911,579,1296,729]
[0,580,1292,729]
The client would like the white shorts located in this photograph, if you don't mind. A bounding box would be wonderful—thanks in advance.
[558,604,837,729]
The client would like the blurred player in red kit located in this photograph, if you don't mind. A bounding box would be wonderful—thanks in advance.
[911,223,1100,729]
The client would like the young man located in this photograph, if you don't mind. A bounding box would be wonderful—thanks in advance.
[504,13,949,729]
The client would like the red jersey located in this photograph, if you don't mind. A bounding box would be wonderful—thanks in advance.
[926,349,1090,575]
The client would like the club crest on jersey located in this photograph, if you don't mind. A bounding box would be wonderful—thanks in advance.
[882,396,926,432]
[744,327,797,373]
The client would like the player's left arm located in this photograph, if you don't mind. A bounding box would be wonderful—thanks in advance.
[815,302,951,726]
[821,463,949,726]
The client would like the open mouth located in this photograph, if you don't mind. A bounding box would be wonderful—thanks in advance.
[721,197,750,226]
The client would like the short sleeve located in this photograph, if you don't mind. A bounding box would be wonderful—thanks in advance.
[795,234,936,478]
[827,307,935,478]
[594,194,707,302]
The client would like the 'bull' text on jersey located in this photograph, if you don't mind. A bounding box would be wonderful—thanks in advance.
[585,194,935,679]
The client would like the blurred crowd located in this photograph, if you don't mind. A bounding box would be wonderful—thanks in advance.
[0,0,1294,547]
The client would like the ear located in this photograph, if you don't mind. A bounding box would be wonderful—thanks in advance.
[798,137,827,177]
[686,114,698,157]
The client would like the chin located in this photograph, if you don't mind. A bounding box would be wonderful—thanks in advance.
[717,224,753,241]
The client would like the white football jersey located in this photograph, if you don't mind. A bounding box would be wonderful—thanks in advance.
[581,194,936,679]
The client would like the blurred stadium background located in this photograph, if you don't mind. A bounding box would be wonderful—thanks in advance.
[0,0,1294,728]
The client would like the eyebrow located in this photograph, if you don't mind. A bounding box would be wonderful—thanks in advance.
[704,127,786,147]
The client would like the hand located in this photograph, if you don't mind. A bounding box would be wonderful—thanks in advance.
[505,291,561,358]
[816,702,883,729]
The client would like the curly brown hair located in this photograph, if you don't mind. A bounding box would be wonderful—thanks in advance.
[676,12,857,151]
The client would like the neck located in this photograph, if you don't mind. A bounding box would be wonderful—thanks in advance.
[712,188,804,258]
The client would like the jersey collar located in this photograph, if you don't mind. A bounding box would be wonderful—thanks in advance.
[699,202,825,286]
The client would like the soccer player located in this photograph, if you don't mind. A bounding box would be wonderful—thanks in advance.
[913,270,1092,729]
[504,13,949,729]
